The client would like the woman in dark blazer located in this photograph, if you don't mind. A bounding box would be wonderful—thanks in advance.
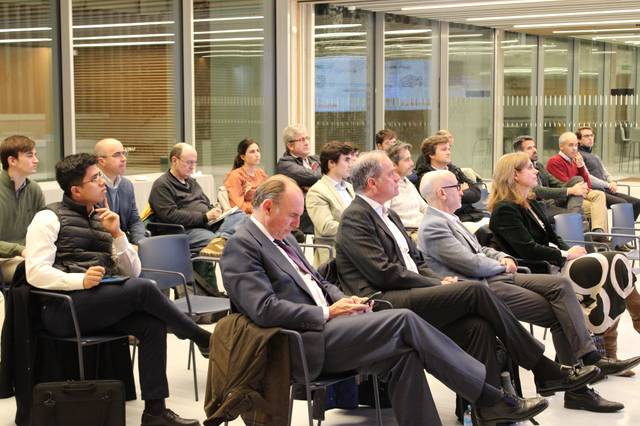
[488,152,638,360]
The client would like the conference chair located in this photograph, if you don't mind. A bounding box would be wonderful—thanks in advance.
[138,234,230,401]
[611,203,640,270]
[553,213,610,252]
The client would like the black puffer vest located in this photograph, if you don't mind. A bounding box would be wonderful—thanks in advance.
[47,195,118,275]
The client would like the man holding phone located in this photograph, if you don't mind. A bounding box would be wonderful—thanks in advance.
[25,153,212,426]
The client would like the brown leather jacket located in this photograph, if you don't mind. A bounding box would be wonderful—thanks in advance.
[204,314,290,426]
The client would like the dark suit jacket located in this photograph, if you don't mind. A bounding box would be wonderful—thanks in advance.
[220,219,344,380]
[489,199,569,266]
[335,196,442,306]
[276,153,321,191]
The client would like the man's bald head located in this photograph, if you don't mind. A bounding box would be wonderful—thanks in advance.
[420,170,456,204]
[95,137,127,178]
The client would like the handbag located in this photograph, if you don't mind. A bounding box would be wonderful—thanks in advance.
[32,380,125,426]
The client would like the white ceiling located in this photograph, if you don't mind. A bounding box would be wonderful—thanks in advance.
[301,0,640,42]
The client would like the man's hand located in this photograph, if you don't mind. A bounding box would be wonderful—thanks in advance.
[500,257,518,273]
[441,276,458,285]
[574,153,585,168]
[83,265,105,289]
[566,245,587,261]
[328,297,370,320]
[609,181,618,193]
[95,207,124,238]
[206,207,222,221]
[567,182,588,197]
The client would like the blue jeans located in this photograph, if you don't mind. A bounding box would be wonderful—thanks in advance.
[185,210,246,252]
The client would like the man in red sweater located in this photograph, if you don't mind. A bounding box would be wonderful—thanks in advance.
[546,132,608,236]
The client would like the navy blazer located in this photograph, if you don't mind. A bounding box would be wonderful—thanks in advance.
[220,218,345,380]
[105,177,146,244]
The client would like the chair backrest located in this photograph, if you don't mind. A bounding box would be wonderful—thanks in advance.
[553,213,585,246]
[138,234,194,289]
[617,123,630,143]
[217,185,232,212]
[611,202,635,246]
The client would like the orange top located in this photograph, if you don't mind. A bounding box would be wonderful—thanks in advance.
[224,167,268,214]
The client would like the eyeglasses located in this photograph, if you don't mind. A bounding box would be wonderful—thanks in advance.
[179,158,198,167]
[79,171,104,186]
[441,183,461,191]
[290,136,310,143]
[99,150,128,159]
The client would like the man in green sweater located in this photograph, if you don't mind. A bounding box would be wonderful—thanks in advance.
[0,135,45,333]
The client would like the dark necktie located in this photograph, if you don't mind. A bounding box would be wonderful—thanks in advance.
[273,239,330,302]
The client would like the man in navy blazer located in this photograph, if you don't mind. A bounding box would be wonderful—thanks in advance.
[418,170,640,412]
[219,174,549,426]
[95,138,146,245]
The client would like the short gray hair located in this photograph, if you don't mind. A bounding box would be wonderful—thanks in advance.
[385,142,412,165]
[282,124,307,148]
[558,131,576,147]
[252,174,300,209]
[419,170,454,203]
[351,151,388,193]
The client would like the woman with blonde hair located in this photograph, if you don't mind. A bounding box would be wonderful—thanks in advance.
[488,152,639,368]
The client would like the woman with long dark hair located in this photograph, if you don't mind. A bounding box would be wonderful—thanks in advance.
[224,138,267,214]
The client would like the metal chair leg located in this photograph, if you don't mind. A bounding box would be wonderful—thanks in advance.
[287,386,295,426]
[77,341,85,381]
[372,375,383,426]
[131,339,137,364]
[187,343,192,370]
[305,385,314,426]
[190,341,199,401]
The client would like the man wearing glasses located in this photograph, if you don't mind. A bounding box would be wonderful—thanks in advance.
[417,169,638,413]
[577,126,640,220]
[149,143,245,256]
[276,125,321,237]
[95,138,146,245]
[24,153,211,425]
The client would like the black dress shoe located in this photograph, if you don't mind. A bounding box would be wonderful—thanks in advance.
[564,388,624,413]
[536,365,600,396]
[595,355,640,376]
[141,409,200,426]
[472,393,548,425]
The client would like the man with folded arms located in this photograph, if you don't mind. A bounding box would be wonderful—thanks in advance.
[335,151,598,404]
[25,153,212,426]
[220,174,549,426]
[418,170,640,412]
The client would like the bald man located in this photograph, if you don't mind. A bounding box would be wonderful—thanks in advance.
[148,143,245,255]
[95,138,146,245]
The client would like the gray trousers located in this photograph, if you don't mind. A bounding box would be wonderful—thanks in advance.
[320,308,486,426]
[489,273,596,365]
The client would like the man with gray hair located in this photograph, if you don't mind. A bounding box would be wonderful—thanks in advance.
[276,125,321,237]
[335,151,599,413]
[220,174,550,426]
[546,132,609,236]
[385,142,427,234]
[417,169,637,413]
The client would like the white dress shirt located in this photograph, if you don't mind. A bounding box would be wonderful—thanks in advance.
[25,209,141,291]
[386,177,428,229]
[325,175,354,207]
[358,194,419,273]
[250,215,330,320]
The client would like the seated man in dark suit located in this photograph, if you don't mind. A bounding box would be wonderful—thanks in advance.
[335,151,597,397]
[276,125,321,236]
[219,174,549,426]
[418,170,640,412]
[25,153,212,426]
[95,138,146,245]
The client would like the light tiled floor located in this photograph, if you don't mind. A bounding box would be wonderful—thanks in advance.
[1,315,639,426]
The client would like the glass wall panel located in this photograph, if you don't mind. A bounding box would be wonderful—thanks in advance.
[448,23,494,177]
[608,44,637,172]
[383,14,434,155]
[72,0,179,174]
[541,37,570,161]
[502,32,537,155]
[0,1,59,180]
[314,5,372,152]
[193,0,274,175]
[575,40,605,156]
